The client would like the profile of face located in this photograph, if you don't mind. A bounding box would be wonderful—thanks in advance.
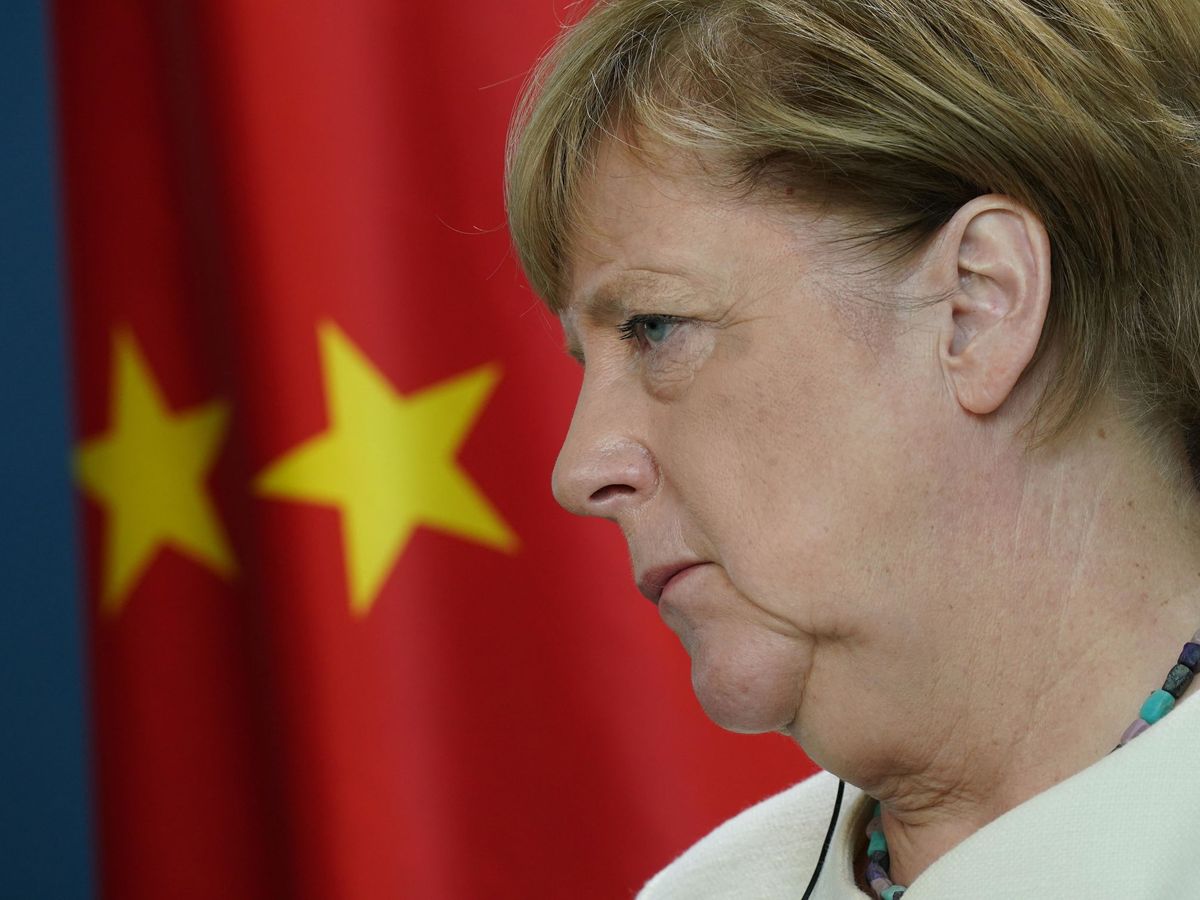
[551,136,1052,758]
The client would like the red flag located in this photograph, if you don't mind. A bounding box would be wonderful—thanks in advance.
[55,3,814,898]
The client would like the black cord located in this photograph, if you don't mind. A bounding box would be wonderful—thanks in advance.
[800,778,845,900]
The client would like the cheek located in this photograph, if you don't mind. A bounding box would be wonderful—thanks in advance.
[669,339,912,634]
[683,369,830,536]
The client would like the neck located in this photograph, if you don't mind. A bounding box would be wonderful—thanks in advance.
[879,596,1200,886]
[805,410,1200,888]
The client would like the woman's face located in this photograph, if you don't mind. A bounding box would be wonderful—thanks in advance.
[553,138,963,739]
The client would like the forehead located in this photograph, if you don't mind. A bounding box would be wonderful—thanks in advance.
[557,138,745,332]
[569,136,728,264]
[552,140,705,354]
[553,135,874,361]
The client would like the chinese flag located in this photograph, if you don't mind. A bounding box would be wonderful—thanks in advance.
[54,3,812,898]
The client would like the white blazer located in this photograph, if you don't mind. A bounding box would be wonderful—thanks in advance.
[640,688,1200,898]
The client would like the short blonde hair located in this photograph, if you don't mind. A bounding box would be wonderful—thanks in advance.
[506,0,1200,446]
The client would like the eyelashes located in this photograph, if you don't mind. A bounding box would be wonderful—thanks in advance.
[616,314,685,350]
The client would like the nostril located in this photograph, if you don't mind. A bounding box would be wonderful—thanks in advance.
[589,483,636,505]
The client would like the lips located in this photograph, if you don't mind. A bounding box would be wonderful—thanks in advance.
[636,561,704,605]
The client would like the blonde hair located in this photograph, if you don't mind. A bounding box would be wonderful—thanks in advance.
[506,0,1200,446]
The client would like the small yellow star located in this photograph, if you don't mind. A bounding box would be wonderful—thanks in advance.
[75,330,235,613]
[256,322,517,615]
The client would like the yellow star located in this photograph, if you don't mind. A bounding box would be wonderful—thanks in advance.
[256,322,517,615]
[75,330,235,613]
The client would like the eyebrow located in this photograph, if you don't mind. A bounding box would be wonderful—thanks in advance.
[559,282,627,366]
[559,273,672,365]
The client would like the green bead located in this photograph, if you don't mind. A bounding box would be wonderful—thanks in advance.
[868,829,888,856]
[882,886,906,899]
[1140,689,1175,724]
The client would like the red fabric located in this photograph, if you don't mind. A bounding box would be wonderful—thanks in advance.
[53,3,814,898]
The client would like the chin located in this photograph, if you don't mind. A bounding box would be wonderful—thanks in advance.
[684,628,808,735]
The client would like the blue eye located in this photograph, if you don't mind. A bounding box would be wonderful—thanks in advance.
[617,314,680,349]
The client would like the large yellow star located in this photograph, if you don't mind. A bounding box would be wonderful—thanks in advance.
[256,322,517,615]
[75,330,235,613]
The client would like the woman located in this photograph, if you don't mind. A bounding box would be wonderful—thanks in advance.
[506,1,1200,897]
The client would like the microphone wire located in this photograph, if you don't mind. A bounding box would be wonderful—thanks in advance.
[800,777,845,900]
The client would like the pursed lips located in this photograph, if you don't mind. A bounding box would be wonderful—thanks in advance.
[636,560,705,604]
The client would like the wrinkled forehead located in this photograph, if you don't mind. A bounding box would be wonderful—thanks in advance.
[566,136,754,266]
[561,134,734,280]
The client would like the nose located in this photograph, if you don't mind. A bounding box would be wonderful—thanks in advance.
[551,377,658,521]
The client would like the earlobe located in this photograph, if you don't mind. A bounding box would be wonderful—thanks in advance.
[938,196,1051,416]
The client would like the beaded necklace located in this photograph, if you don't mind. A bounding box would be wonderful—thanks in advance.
[859,627,1200,899]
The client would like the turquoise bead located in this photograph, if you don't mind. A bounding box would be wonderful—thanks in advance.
[868,829,889,856]
[1140,688,1175,724]
[882,886,906,899]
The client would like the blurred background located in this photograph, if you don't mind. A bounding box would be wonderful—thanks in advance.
[5,2,814,897]
[3,1,90,897]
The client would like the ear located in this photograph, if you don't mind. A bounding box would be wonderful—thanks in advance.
[930,195,1051,416]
